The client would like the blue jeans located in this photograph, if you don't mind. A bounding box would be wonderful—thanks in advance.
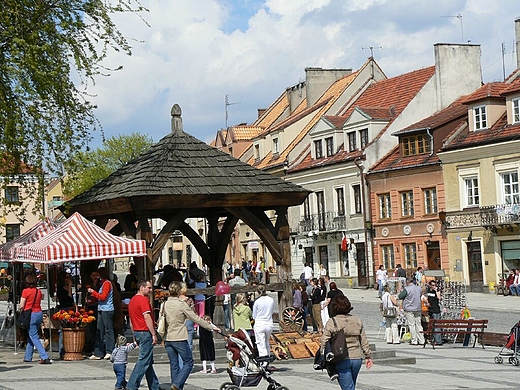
[165,340,193,390]
[94,310,115,357]
[336,358,363,390]
[430,312,442,344]
[377,280,384,297]
[179,320,195,368]
[24,311,49,362]
[223,303,231,329]
[114,363,127,389]
[126,331,159,390]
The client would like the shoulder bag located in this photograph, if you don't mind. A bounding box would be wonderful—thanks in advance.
[17,289,38,329]
[383,295,397,318]
[157,301,167,338]
[326,317,349,363]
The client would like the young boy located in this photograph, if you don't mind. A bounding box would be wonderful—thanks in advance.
[110,334,138,390]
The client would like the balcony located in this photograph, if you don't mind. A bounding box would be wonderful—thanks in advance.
[444,204,520,231]
[299,211,347,233]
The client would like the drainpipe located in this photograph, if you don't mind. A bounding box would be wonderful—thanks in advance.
[426,128,434,156]
[354,158,373,288]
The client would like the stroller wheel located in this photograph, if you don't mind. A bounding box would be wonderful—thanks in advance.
[226,386,240,390]
[220,383,234,390]
[495,356,503,364]
[275,387,289,390]
[513,357,520,366]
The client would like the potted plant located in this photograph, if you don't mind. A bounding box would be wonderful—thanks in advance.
[52,308,95,360]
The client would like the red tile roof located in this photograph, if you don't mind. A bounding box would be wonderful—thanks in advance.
[368,145,441,174]
[356,106,395,120]
[441,112,520,151]
[500,79,520,95]
[459,82,507,104]
[288,147,363,173]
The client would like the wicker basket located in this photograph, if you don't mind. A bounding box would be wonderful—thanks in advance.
[62,328,86,361]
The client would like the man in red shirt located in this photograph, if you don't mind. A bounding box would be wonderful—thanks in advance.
[126,280,159,390]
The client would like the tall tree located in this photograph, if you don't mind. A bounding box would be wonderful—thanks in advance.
[0,0,146,219]
[63,133,153,198]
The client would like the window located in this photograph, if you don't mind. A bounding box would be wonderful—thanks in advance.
[359,129,368,149]
[314,140,323,159]
[403,243,417,268]
[272,138,279,155]
[465,177,480,207]
[254,144,260,161]
[303,197,311,220]
[6,224,20,242]
[513,98,520,124]
[423,188,438,214]
[353,184,362,214]
[401,134,431,156]
[474,105,487,130]
[228,146,233,157]
[325,137,334,157]
[381,245,395,270]
[5,186,19,204]
[336,187,345,216]
[348,132,357,152]
[400,191,414,217]
[316,191,325,230]
[379,193,391,219]
[502,172,520,204]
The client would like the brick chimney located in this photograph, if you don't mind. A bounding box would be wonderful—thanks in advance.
[257,108,266,119]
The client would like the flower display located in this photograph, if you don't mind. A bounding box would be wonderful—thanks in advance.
[154,289,169,302]
[52,308,96,328]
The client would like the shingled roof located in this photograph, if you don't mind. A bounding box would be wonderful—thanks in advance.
[66,105,310,218]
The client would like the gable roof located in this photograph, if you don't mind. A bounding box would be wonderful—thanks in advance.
[459,82,506,104]
[66,106,310,218]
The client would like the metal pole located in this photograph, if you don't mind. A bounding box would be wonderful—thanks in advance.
[12,264,17,354]
[46,264,53,360]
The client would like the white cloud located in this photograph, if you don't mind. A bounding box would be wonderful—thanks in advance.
[86,0,520,147]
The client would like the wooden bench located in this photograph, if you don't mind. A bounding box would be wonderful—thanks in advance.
[422,318,488,349]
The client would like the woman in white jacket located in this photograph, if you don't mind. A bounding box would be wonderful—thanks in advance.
[252,284,274,357]
[382,285,399,344]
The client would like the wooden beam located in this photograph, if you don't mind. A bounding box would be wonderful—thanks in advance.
[116,213,137,238]
[227,207,282,264]
[178,222,210,260]
[150,211,191,262]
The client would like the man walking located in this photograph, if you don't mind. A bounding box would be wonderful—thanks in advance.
[126,280,160,390]
[398,277,424,346]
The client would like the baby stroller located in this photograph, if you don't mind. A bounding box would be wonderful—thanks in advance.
[494,320,520,366]
[220,329,288,390]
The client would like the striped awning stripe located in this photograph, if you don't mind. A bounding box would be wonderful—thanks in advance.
[16,212,147,263]
[0,217,58,261]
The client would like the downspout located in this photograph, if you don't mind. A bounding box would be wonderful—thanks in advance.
[354,158,373,288]
[426,128,434,156]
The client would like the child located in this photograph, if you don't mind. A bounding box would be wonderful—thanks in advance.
[199,315,217,374]
[110,334,137,390]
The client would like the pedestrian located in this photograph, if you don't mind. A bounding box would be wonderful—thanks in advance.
[319,263,327,277]
[415,267,424,286]
[110,334,138,390]
[252,284,274,357]
[310,278,324,333]
[376,265,387,298]
[199,315,217,374]
[126,279,160,390]
[163,281,220,390]
[303,262,313,285]
[301,282,310,331]
[426,279,443,346]
[320,295,372,390]
[395,264,407,278]
[19,274,51,364]
[398,276,425,346]
[381,285,399,344]
[233,293,253,335]
[88,266,115,360]
[124,264,139,293]
[322,281,344,317]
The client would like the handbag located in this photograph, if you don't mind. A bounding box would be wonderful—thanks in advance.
[326,317,349,363]
[157,302,167,338]
[383,295,397,318]
[17,289,38,329]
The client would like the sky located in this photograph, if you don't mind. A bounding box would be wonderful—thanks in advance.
[86,0,520,147]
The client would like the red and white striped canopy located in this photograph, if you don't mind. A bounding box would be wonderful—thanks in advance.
[0,217,58,261]
[15,212,147,263]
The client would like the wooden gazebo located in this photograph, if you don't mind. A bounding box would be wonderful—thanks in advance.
[64,104,310,308]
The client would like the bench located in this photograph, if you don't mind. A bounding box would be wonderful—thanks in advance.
[422,318,488,349]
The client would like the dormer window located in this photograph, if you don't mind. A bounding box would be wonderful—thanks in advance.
[314,140,323,159]
[254,144,260,161]
[348,131,357,152]
[513,98,520,124]
[326,137,334,157]
[474,105,487,130]
[360,129,368,148]
[272,138,279,155]
[401,133,431,156]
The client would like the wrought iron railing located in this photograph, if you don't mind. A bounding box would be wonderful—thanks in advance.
[299,211,347,233]
[444,203,520,228]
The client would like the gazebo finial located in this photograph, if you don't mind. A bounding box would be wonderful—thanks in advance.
[171,104,183,134]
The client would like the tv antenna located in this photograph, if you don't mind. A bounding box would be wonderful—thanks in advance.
[225,94,240,129]
[361,45,382,58]
[442,13,463,42]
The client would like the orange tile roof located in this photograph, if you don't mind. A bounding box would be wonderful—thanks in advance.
[501,79,520,95]
[356,106,395,120]
[459,82,507,103]
[323,115,346,128]
[228,125,264,141]
[368,145,441,174]
[289,147,363,173]
[255,69,362,170]
[254,93,289,128]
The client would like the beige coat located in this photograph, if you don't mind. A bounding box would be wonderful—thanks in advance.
[163,296,216,341]
[320,314,371,360]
